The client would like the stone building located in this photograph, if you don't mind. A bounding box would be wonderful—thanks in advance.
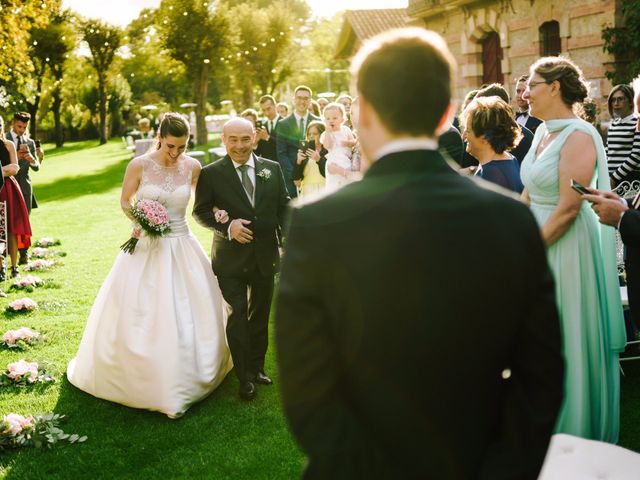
[407,0,618,116]
[336,1,622,118]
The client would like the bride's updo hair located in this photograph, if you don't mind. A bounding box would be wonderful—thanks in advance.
[155,112,190,150]
[530,56,589,108]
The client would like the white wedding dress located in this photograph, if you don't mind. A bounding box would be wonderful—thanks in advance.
[67,155,232,418]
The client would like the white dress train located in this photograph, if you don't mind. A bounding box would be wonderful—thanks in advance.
[67,155,232,418]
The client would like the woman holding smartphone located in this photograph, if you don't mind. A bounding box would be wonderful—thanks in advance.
[292,121,327,197]
[520,57,624,443]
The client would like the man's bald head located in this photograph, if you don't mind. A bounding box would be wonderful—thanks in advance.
[222,118,256,165]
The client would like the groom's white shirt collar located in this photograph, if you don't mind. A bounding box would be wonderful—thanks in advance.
[231,155,255,171]
[373,137,438,162]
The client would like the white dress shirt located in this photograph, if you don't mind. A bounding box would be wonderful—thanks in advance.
[373,137,439,162]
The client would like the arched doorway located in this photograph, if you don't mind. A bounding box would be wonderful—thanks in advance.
[482,32,504,85]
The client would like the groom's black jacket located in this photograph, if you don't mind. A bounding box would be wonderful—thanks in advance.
[276,149,564,480]
[193,154,289,277]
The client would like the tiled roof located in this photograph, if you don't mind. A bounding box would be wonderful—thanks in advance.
[346,9,411,40]
[335,8,411,59]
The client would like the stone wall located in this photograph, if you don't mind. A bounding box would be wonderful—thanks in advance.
[409,0,618,119]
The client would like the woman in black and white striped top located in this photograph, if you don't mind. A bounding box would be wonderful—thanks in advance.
[608,84,640,184]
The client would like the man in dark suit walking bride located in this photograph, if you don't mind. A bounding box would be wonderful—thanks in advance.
[276,28,564,479]
[194,118,289,401]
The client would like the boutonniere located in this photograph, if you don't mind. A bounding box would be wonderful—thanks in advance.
[257,168,272,182]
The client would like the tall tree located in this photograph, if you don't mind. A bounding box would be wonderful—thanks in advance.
[25,11,75,140]
[81,20,122,144]
[157,0,229,145]
[225,1,305,108]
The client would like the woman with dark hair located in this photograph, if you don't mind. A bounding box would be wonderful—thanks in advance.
[607,84,640,184]
[292,120,327,196]
[460,96,523,193]
[68,112,232,419]
[521,57,625,443]
[0,115,31,280]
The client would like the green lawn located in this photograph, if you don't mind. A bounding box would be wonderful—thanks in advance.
[0,140,304,479]
[1,139,640,478]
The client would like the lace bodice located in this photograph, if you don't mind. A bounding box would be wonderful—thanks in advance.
[135,155,197,237]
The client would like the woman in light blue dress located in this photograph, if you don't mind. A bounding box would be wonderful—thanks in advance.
[520,57,625,443]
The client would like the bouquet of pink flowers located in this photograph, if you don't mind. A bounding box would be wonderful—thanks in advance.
[120,199,171,254]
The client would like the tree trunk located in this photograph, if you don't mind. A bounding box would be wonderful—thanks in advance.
[242,76,254,110]
[98,74,107,145]
[194,65,209,147]
[52,87,64,148]
[25,75,43,140]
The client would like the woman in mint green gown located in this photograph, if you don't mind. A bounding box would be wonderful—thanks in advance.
[520,57,625,443]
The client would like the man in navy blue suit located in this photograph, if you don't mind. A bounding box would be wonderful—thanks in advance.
[275,85,321,197]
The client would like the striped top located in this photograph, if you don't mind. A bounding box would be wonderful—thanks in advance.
[608,114,640,181]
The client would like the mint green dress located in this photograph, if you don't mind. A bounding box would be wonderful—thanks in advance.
[520,118,626,443]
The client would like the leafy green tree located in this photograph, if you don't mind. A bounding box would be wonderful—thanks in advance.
[24,10,76,141]
[157,0,229,145]
[225,1,305,108]
[0,0,62,88]
[122,9,190,106]
[80,20,122,144]
[602,0,640,85]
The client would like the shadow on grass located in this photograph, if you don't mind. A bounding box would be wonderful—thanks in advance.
[35,159,128,203]
[1,368,303,480]
[44,141,110,159]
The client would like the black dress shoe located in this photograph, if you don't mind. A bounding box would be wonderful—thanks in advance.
[239,381,256,401]
[0,269,5,282]
[10,267,19,278]
[254,371,273,386]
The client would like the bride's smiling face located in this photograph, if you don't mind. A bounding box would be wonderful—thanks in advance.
[159,135,188,161]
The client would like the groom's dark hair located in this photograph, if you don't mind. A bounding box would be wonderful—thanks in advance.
[351,28,456,137]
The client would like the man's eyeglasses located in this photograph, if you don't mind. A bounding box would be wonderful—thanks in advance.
[611,97,628,104]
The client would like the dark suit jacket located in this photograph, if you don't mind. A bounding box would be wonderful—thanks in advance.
[255,116,281,162]
[620,209,640,320]
[276,149,563,480]
[275,113,321,175]
[439,125,464,166]
[7,131,38,211]
[521,114,542,135]
[193,154,289,277]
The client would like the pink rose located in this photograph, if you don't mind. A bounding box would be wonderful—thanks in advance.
[2,413,33,436]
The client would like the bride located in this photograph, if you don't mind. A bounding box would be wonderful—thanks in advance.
[67,113,232,418]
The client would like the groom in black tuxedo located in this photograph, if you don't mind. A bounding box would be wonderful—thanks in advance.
[194,118,289,401]
[276,28,564,479]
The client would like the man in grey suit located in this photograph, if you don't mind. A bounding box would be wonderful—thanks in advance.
[7,112,43,264]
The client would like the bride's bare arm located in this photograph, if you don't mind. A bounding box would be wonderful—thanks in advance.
[120,160,143,220]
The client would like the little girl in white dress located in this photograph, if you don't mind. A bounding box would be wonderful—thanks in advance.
[321,102,357,192]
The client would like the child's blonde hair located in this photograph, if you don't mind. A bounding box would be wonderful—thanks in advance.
[322,102,346,119]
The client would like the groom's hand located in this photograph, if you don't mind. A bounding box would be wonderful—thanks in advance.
[230,219,253,244]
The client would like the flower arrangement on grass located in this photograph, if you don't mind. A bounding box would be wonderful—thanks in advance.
[10,275,44,293]
[6,298,38,313]
[29,248,66,259]
[1,413,87,450]
[0,359,55,386]
[2,327,41,349]
[24,259,55,271]
[121,199,171,254]
[35,238,61,247]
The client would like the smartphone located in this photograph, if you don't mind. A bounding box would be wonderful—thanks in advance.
[570,179,591,195]
[307,140,315,151]
[255,120,264,130]
[34,139,41,148]
[298,140,308,151]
